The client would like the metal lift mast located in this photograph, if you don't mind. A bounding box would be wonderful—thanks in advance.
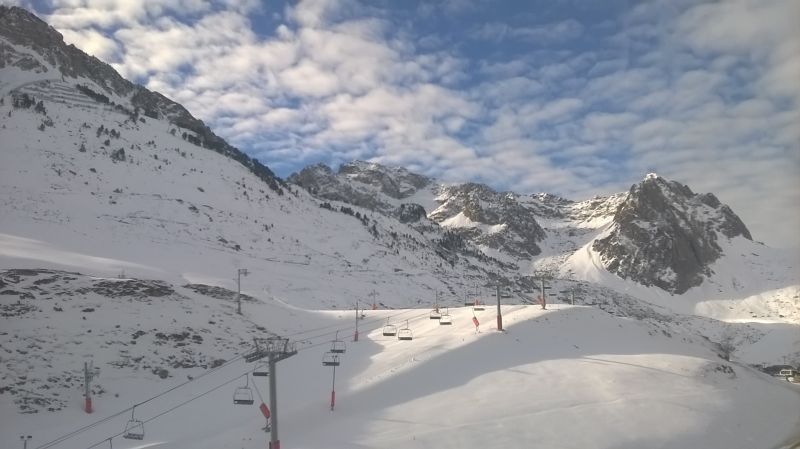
[244,337,297,449]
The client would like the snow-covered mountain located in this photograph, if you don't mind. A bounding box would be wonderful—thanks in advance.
[289,160,795,310]
[1,6,799,449]
[593,173,753,293]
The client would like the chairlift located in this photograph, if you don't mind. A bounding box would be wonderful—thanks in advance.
[322,351,340,366]
[382,319,397,336]
[233,375,255,405]
[431,292,442,319]
[473,300,485,311]
[123,406,145,440]
[330,331,346,354]
[439,308,452,325]
[397,320,413,341]
[252,361,269,377]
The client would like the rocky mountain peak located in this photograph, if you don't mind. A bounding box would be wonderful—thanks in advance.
[432,182,546,258]
[0,6,285,194]
[593,175,752,293]
[337,160,432,200]
[0,6,59,47]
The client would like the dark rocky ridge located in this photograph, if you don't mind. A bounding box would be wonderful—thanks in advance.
[338,160,432,200]
[431,183,546,257]
[0,5,285,193]
[593,174,752,294]
[288,163,391,211]
[288,161,433,212]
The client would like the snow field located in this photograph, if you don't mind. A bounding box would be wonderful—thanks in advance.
[7,300,798,449]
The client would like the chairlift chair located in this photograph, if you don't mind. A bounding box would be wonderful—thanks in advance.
[123,407,145,440]
[429,308,441,320]
[473,300,485,311]
[233,376,255,405]
[397,320,413,341]
[330,331,346,354]
[382,319,397,336]
[439,308,453,325]
[123,419,144,440]
[322,352,340,366]
[252,361,269,377]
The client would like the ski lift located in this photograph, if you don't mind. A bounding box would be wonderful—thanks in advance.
[473,299,485,311]
[431,292,442,319]
[233,375,255,405]
[252,361,269,377]
[322,352,340,366]
[397,320,413,341]
[382,319,397,336]
[123,406,145,440]
[330,331,346,354]
[439,308,452,325]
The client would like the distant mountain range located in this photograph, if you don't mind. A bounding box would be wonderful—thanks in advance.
[1,4,795,310]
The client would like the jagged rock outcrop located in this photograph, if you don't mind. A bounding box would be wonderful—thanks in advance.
[338,161,431,199]
[431,183,546,257]
[289,163,393,211]
[593,174,752,293]
[290,161,547,258]
[394,203,427,223]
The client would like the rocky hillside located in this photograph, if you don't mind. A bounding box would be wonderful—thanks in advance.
[291,162,548,258]
[0,5,284,193]
[593,174,753,293]
[430,183,546,258]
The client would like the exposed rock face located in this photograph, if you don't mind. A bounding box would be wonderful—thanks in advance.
[288,163,394,211]
[431,183,546,257]
[338,161,431,199]
[593,174,752,293]
[0,5,284,193]
[290,161,548,258]
[394,203,427,223]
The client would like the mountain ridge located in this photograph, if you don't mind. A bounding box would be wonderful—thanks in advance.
[0,6,796,320]
[0,5,285,194]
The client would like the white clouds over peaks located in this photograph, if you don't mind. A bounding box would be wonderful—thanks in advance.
[32,0,800,248]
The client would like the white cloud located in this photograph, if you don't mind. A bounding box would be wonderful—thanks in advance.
[59,27,120,61]
[474,19,584,43]
[35,0,799,248]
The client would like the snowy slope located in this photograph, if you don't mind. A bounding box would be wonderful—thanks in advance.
[0,74,520,311]
[2,269,799,449]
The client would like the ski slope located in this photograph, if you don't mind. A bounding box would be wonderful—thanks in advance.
[2,270,798,449]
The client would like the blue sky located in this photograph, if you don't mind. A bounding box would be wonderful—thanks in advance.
[7,0,800,248]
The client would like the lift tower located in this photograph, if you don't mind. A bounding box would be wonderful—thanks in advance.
[245,337,297,449]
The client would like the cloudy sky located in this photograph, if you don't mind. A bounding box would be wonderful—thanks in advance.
[8,0,800,248]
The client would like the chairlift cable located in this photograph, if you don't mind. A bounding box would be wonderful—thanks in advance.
[35,353,247,449]
[85,373,245,449]
[43,307,442,448]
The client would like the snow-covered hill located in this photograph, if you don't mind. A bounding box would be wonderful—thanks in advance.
[2,269,799,449]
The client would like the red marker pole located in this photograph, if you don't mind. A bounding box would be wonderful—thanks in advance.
[330,362,337,411]
[496,286,503,331]
[354,301,359,342]
[84,362,93,413]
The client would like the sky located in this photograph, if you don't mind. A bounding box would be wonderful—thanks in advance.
[4,0,800,249]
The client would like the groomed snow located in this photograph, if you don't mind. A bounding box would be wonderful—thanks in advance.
[3,291,799,449]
